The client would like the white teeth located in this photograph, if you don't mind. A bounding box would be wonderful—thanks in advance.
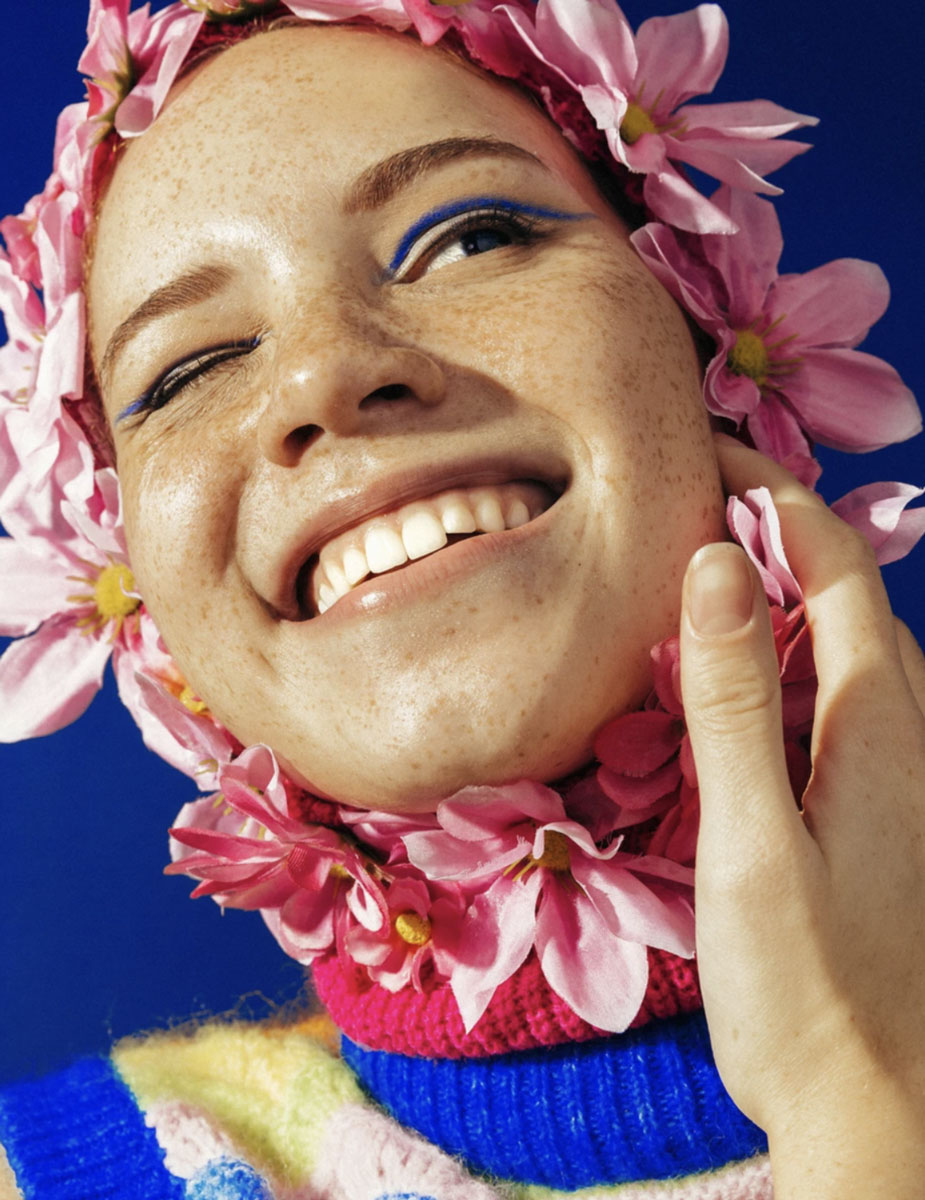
[365,525,407,574]
[309,480,555,616]
[343,546,369,586]
[401,509,448,560]
[473,492,505,533]
[439,495,477,534]
[506,499,530,528]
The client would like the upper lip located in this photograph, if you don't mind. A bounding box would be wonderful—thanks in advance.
[264,451,570,620]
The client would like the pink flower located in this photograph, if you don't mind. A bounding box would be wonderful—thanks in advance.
[831,482,925,567]
[0,469,141,742]
[168,746,387,964]
[113,619,236,790]
[345,874,466,992]
[404,781,694,1033]
[79,0,204,139]
[497,0,816,233]
[632,189,921,483]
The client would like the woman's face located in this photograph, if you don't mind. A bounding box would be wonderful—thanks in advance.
[89,26,725,810]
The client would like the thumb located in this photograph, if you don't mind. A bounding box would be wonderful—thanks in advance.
[680,542,801,859]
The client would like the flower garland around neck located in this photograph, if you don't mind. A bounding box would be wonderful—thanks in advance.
[0,0,924,1032]
[166,485,925,1035]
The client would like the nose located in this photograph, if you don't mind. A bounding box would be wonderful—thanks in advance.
[257,305,446,467]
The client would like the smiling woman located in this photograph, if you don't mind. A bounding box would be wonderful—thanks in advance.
[0,3,924,1199]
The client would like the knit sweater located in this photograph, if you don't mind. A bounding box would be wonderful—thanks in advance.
[0,1010,772,1200]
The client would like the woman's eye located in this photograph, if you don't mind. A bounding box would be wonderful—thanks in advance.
[387,198,589,282]
[118,336,262,425]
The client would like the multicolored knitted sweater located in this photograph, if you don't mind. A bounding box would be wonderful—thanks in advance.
[0,950,772,1200]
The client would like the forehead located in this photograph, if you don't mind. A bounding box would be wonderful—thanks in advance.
[89,26,590,305]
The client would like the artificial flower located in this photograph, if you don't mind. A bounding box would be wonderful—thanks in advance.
[404,781,694,1032]
[344,873,466,992]
[631,188,921,483]
[498,0,816,233]
[79,0,204,139]
[0,468,139,742]
[169,746,388,963]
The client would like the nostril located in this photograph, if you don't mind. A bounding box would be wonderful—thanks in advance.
[359,383,414,408]
[283,423,323,457]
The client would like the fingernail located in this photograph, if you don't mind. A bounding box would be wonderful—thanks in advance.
[688,543,755,635]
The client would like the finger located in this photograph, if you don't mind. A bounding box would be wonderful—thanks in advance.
[714,436,906,710]
[896,619,925,714]
[680,541,804,861]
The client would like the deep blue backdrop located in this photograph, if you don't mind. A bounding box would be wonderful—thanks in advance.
[0,2,922,1083]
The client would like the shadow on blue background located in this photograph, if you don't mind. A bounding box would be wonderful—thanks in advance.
[0,1,922,1083]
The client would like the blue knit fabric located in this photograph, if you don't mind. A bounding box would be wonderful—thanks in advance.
[186,1159,273,1200]
[342,1011,767,1190]
[0,1056,185,1200]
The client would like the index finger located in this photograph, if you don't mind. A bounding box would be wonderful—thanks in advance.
[714,436,908,714]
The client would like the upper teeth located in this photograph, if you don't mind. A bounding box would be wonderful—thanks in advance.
[310,482,550,615]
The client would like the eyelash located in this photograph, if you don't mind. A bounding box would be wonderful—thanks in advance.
[386,198,587,280]
[117,202,584,423]
[118,336,262,424]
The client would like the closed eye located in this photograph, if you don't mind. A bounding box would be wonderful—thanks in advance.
[117,336,263,424]
[386,197,591,282]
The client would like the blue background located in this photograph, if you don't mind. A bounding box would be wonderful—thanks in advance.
[0,2,922,1082]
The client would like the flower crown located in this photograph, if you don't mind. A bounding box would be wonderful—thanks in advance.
[1,0,923,1037]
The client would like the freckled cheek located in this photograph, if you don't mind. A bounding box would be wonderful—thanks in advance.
[120,450,241,621]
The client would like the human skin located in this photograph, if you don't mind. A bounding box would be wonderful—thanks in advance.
[683,440,925,1197]
[9,17,923,1199]
[87,25,726,811]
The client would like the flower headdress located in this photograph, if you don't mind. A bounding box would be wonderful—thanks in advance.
[1,0,922,1037]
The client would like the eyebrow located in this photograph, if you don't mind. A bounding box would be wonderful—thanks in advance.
[99,140,545,388]
[99,263,235,390]
[343,137,546,214]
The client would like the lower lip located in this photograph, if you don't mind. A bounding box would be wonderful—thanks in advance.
[300,497,562,629]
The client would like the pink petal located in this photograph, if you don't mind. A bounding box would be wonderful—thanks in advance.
[705,350,762,422]
[450,874,540,1032]
[594,709,682,775]
[597,759,682,812]
[0,538,76,634]
[670,137,784,198]
[0,617,111,741]
[727,487,802,607]
[700,188,781,322]
[573,859,695,954]
[677,98,818,138]
[527,0,636,92]
[832,483,925,567]
[536,885,648,1032]
[114,9,205,137]
[642,166,739,234]
[785,348,921,452]
[745,396,820,488]
[634,5,728,110]
[768,259,890,350]
[629,222,726,328]
[438,781,566,837]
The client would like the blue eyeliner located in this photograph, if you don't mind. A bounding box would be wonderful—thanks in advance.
[116,335,263,424]
[386,197,591,276]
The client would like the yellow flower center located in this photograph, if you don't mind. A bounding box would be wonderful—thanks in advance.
[93,563,140,622]
[530,830,572,873]
[179,685,209,716]
[620,102,658,145]
[727,329,770,385]
[394,911,432,946]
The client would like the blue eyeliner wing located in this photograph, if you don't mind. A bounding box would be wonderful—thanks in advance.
[386,197,590,276]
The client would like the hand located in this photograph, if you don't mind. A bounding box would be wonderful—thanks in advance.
[680,437,925,1198]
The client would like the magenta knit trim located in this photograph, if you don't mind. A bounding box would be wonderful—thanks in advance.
[313,948,701,1059]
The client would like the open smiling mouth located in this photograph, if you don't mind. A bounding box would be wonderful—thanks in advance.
[305,480,559,617]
